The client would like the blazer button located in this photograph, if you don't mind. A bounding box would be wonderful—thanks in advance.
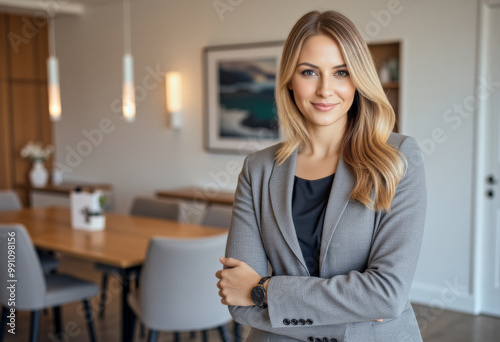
[291,319,298,325]
[299,319,306,325]
[331,339,338,342]
[322,338,329,342]
[283,318,290,326]
[315,339,322,342]
[306,318,313,325]
[307,338,314,342]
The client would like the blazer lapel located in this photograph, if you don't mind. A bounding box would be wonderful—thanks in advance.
[319,155,355,273]
[269,148,308,272]
[268,149,356,275]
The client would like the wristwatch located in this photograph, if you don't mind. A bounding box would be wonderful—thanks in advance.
[251,276,271,308]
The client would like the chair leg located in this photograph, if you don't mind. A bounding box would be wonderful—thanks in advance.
[0,306,8,342]
[233,322,242,342]
[53,306,62,337]
[129,308,137,342]
[147,330,158,342]
[218,325,231,342]
[139,324,145,339]
[174,332,180,342]
[202,330,208,342]
[99,273,108,318]
[30,310,41,342]
[82,299,97,342]
[135,274,139,289]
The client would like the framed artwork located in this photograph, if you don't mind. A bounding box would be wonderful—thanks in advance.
[204,41,284,154]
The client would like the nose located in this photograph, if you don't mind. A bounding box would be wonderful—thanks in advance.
[316,76,334,98]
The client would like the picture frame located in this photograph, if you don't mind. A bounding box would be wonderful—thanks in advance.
[204,41,284,154]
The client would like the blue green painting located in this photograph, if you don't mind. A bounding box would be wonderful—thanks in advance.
[218,58,280,139]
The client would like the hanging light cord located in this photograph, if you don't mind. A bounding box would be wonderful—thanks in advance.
[123,0,131,54]
[49,16,56,57]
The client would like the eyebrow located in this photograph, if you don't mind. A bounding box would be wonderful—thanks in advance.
[297,62,347,69]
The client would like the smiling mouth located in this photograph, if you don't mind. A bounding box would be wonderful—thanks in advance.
[311,103,338,112]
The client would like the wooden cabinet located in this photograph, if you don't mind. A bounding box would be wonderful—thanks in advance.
[0,13,52,205]
[368,41,400,132]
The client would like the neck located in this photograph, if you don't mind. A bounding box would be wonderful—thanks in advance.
[302,122,345,158]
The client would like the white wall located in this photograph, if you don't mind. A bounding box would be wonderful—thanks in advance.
[53,0,479,315]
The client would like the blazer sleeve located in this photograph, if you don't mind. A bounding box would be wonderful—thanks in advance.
[225,153,349,340]
[266,136,427,328]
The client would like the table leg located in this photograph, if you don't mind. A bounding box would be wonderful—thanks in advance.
[120,268,133,342]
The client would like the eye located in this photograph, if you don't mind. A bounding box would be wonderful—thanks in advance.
[335,69,350,78]
[301,69,317,77]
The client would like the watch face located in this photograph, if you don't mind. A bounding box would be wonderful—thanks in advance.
[251,286,266,306]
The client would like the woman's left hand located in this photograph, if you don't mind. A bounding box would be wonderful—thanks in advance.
[215,257,262,306]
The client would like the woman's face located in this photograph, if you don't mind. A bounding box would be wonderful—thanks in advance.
[289,34,356,131]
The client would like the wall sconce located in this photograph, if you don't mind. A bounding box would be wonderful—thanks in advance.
[166,72,182,130]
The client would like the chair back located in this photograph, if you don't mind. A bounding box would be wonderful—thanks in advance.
[138,233,231,331]
[202,204,233,229]
[0,224,46,310]
[0,190,22,211]
[129,197,180,220]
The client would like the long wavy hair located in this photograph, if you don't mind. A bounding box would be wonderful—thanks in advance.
[275,10,406,212]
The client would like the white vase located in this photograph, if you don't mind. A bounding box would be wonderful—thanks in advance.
[29,160,49,187]
[379,65,391,84]
[52,167,63,185]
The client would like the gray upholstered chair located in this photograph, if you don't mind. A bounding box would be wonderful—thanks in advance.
[0,190,59,273]
[127,234,232,342]
[129,196,181,220]
[0,224,98,342]
[202,204,233,229]
[96,196,182,318]
[0,190,22,212]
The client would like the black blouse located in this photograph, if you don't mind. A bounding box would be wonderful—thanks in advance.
[291,173,335,277]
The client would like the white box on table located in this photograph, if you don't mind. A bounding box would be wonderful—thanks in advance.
[70,190,106,231]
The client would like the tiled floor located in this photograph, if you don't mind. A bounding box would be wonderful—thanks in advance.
[3,256,500,341]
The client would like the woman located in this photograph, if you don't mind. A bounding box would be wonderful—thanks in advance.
[216,10,426,342]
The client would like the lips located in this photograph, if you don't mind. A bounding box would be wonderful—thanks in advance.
[311,102,338,112]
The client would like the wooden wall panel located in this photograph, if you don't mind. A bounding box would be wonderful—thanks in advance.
[36,22,48,80]
[0,81,12,189]
[1,12,52,204]
[12,83,40,185]
[8,14,38,80]
[0,14,8,80]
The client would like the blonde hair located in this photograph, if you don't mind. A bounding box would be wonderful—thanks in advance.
[275,10,406,212]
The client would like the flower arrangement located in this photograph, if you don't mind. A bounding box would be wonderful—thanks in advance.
[20,141,54,162]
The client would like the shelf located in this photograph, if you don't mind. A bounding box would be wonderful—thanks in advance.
[16,182,112,195]
[156,187,235,205]
[381,82,399,89]
[368,41,400,132]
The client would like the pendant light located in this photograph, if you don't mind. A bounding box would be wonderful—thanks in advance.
[47,17,61,121]
[122,0,135,122]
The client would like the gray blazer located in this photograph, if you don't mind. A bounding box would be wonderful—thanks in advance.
[225,132,427,342]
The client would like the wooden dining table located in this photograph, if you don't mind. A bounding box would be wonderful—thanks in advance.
[0,206,228,342]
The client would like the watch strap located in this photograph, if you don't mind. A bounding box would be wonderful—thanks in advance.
[257,276,271,286]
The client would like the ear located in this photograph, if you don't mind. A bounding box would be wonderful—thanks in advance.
[287,82,293,90]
